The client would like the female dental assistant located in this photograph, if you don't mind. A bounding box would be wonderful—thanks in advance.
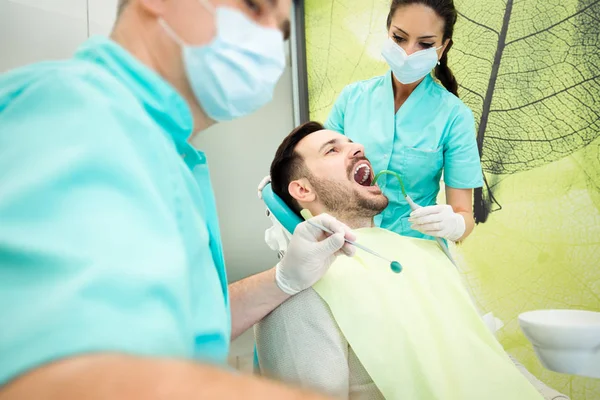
[0,0,354,398]
[326,0,483,243]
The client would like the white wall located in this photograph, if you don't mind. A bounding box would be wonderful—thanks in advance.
[0,0,293,282]
[88,0,119,37]
[191,63,294,282]
[0,0,88,72]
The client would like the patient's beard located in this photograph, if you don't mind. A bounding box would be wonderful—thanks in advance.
[307,174,388,229]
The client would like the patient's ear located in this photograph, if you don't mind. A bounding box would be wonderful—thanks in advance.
[288,179,316,204]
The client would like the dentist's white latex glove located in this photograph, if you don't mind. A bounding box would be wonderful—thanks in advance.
[408,204,466,242]
[257,175,271,199]
[276,213,356,295]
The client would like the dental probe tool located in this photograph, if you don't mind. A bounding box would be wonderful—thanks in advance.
[300,209,402,273]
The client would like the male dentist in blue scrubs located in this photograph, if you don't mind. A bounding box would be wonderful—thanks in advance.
[0,0,356,398]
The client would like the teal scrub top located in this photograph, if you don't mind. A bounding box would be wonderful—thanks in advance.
[325,71,484,240]
[0,37,231,386]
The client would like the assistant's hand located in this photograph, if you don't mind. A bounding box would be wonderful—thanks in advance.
[409,204,466,242]
[275,213,356,295]
[257,175,271,199]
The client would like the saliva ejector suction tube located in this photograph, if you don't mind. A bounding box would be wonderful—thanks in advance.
[372,170,456,266]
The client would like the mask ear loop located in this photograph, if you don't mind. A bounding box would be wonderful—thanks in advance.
[434,44,444,65]
[159,19,186,47]
[197,0,216,14]
[437,38,452,65]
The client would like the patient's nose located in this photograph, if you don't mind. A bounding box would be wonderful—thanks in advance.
[351,144,365,158]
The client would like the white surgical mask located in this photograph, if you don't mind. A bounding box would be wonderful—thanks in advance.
[160,0,286,122]
[381,37,442,84]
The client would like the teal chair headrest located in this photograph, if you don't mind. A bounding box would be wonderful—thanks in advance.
[261,182,303,234]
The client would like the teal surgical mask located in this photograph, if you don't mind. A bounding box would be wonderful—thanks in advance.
[381,37,442,85]
[160,0,286,121]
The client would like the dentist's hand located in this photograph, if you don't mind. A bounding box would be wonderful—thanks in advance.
[275,213,356,295]
[257,175,271,199]
[409,204,466,242]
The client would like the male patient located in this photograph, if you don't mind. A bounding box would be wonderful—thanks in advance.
[255,122,569,400]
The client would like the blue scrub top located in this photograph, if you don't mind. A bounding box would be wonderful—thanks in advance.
[325,71,484,240]
[0,37,230,386]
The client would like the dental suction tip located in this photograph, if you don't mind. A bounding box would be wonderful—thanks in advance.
[390,261,402,273]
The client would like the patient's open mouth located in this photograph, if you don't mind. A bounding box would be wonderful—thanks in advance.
[353,162,373,186]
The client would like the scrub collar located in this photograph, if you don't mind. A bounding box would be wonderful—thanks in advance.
[75,36,194,145]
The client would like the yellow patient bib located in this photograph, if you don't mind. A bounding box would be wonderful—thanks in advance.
[313,228,542,400]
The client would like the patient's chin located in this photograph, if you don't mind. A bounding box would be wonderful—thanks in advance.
[375,197,389,213]
[357,192,388,214]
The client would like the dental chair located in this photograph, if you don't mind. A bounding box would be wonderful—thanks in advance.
[253,182,302,373]
[255,183,570,399]
[255,182,499,367]
[261,182,302,258]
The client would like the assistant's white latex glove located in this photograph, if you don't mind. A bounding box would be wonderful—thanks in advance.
[257,175,271,199]
[276,213,356,295]
[408,204,466,242]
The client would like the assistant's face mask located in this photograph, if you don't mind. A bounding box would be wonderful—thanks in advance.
[381,37,442,85]
[160,0,286,122]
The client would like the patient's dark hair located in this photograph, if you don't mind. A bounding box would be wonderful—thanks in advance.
[270,121,325,216]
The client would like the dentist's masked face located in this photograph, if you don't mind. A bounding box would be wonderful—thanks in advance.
[160,0,287,122]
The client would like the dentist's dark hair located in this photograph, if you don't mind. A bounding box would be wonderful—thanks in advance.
[117,0,129,16]
[270,121,325,217]
[387,0,459,97]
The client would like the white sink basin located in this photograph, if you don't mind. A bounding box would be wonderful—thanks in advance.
[519,309,600,378]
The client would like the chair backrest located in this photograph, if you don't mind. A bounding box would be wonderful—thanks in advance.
[255,182,305,374]
[261,182,303,234]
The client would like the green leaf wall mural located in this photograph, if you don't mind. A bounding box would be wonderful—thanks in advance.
[305,1,600,398]
[454,0,600,175]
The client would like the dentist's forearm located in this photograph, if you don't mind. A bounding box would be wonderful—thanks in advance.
[228,267,291,341]
[0,354,333,400]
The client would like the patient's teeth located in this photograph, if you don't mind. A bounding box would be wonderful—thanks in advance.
[355,164,369,173]
[353,163,372,186]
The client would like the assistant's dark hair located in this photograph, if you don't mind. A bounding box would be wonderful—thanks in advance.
[270,122,325,216]
[387,0,459,97]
